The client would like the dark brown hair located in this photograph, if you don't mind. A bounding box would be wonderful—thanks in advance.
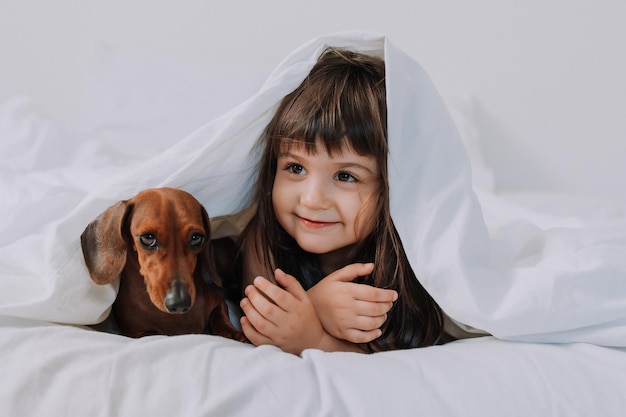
[240,47,443,351]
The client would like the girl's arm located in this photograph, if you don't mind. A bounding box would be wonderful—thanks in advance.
[239,230,358,353]
[240,270,368,355]
[308,264,398,344]
[238,223,392,352]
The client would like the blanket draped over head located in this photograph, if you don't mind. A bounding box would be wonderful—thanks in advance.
[1,31,625,347]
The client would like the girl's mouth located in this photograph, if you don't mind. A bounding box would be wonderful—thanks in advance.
[297,215,338,229]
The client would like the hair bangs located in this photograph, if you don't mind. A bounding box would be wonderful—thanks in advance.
[270,48,387,159]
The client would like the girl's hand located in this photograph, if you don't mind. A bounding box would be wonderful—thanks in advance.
[308,263,398,344]
[239,269,327,355]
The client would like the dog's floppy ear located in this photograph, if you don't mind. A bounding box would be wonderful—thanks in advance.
[199,205,222,287]
[80,201,132,285]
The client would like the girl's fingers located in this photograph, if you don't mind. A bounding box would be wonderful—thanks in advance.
[333,311,388,334]
[327,263,375,283]
[342,328,383,344]
[353,299,394,317]
[251,275,292,310]
[352,314,388,332]
[274,269,307,301]
[351,284,398,303]
[241,289,280,326]
[240,315,272,346]
[326,263,398,303]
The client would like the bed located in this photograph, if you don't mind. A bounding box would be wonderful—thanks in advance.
[1,26,626,417]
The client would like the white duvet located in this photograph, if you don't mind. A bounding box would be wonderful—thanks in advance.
[1,31,626,416]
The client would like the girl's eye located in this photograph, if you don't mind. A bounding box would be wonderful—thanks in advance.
[139,234,158,249]
[190,233,206,248]
[286,163,306,175]
[336,172,357,183]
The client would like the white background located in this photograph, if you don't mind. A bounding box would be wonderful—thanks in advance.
[1,0,624,200]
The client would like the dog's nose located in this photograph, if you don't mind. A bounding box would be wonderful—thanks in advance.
[164,281,192,314]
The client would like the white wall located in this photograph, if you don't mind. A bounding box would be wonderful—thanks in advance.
[1,0,624,199]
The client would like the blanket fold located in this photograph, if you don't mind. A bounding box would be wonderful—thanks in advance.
[1,31,625,346]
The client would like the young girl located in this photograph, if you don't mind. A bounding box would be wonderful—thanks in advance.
[237,47,444,355]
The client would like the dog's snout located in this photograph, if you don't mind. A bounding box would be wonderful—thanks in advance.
[164,281,192,314]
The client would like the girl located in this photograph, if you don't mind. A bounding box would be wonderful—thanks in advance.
[238,47,444,355]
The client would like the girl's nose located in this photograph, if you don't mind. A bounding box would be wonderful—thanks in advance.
[299,178,331,210]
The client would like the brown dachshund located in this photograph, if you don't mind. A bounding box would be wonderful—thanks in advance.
[81,187,245,340]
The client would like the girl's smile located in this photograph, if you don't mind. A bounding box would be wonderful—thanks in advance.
[272,139,380,258]
[297,215,339,229]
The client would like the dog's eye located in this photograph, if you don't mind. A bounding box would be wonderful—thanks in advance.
[139,234,158,249]
[190,233,206,248]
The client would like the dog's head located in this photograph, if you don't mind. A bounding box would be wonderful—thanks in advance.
[81,188,219,314]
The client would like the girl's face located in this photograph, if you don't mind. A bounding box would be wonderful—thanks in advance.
[272,139,380,266]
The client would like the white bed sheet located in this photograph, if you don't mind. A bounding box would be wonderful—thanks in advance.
[1,316,625,416]
[1,31,626,416]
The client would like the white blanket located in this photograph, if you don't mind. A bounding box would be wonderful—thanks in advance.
[2,31,625,344]
[1,315,624,416]
[1,31,626,416]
